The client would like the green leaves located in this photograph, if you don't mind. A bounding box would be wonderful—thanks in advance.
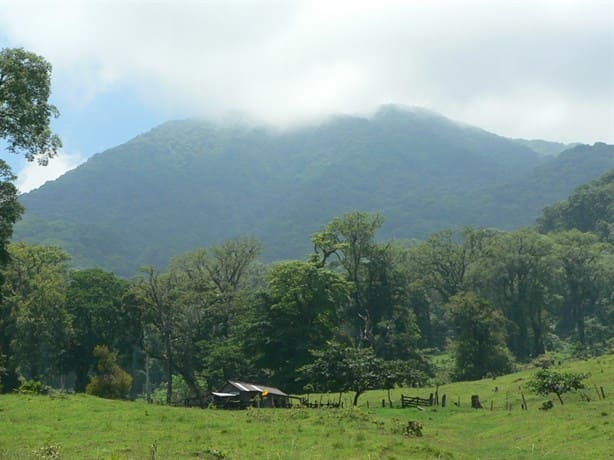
[253,260,349,392]
[447,291,513,380]
[1,243,72,385]
[527,368,589,405]
[86,345,133,399]
[0,47,61,164]
[538,168,614,242]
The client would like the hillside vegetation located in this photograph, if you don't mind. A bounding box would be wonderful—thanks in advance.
[0,355,611,459]
[14,105,614,276]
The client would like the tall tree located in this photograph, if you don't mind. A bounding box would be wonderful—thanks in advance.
[447,291,513,380]
[167,237,262,393]
[65,268,135,392]
[364,244,421,361]
[133,238,262,401]
[407,227,498,348]
[551,230,611,344]
[1,48,60,389]
[1,243,71,386]
[0,47,61,165]
[132,266,179,404]
[311,211,385,345]
[0,162,22,272]
[472,229,555,359]
[253,260,350,391]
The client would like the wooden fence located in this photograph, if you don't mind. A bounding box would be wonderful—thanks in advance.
[401,394,434,408]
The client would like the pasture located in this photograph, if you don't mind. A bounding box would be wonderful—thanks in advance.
[0,355,612,459]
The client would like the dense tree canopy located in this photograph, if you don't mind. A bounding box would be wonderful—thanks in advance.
[538,169,614,242]
[1,243,71,387]
[0,63,611,399]
[1,162,613,398]
[252,260,349,391]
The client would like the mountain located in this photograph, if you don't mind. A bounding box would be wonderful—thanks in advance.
[511,138,578,156]
[13,105,614,277]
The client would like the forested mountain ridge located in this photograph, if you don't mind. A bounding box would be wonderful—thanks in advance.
[511,138,579,156]
[538,167,614,241]
[14,105,614,277]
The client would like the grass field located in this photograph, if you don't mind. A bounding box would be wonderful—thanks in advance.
[0,354,612,459]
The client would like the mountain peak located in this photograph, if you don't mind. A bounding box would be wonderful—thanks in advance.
[14,110,613,277]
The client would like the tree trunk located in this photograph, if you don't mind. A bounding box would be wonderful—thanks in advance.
[165,332,173,405]
[175,366,203,399]
[531,300,546,357]
[74,363,90,392]
[353,390,362,406]
[577,310,585,345]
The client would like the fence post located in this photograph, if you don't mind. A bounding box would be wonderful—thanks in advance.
[441,394,447,407]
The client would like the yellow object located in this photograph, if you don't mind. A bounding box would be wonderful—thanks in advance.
[262,390,269,397]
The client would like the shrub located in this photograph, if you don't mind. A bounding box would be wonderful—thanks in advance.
[32,441,61,459]
[531,354,555,369]
[86,345,132,399]
[17,379,49,395]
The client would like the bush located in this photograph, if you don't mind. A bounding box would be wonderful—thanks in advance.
[531,354,555,369]
[86,345,132,399]
[17,379,49,395]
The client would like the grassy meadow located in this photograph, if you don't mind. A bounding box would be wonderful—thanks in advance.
[0,354,612,459]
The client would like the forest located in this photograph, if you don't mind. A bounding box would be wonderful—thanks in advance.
[1,169,612,405]
[1,46,613,408]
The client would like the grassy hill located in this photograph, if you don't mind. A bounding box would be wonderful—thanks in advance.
[1,354,612,459]
[13,105,614,277]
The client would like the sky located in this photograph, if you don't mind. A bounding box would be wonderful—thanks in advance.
[1,0,613,192]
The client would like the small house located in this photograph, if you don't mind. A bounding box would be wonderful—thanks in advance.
[213,380,289,408]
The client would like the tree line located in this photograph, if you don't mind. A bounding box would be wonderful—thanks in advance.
[1,185,612,401]
[0,46,612,404]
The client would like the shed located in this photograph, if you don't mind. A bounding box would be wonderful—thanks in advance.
[213,380,289,408]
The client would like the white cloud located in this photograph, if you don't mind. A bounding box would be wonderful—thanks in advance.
[0,0,612,141]
[16,151,85,193]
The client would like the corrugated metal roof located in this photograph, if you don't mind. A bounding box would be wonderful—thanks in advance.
[226,380,288,397]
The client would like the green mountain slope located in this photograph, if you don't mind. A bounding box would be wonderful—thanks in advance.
[13,106,614,277]
[537,167,614,240]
